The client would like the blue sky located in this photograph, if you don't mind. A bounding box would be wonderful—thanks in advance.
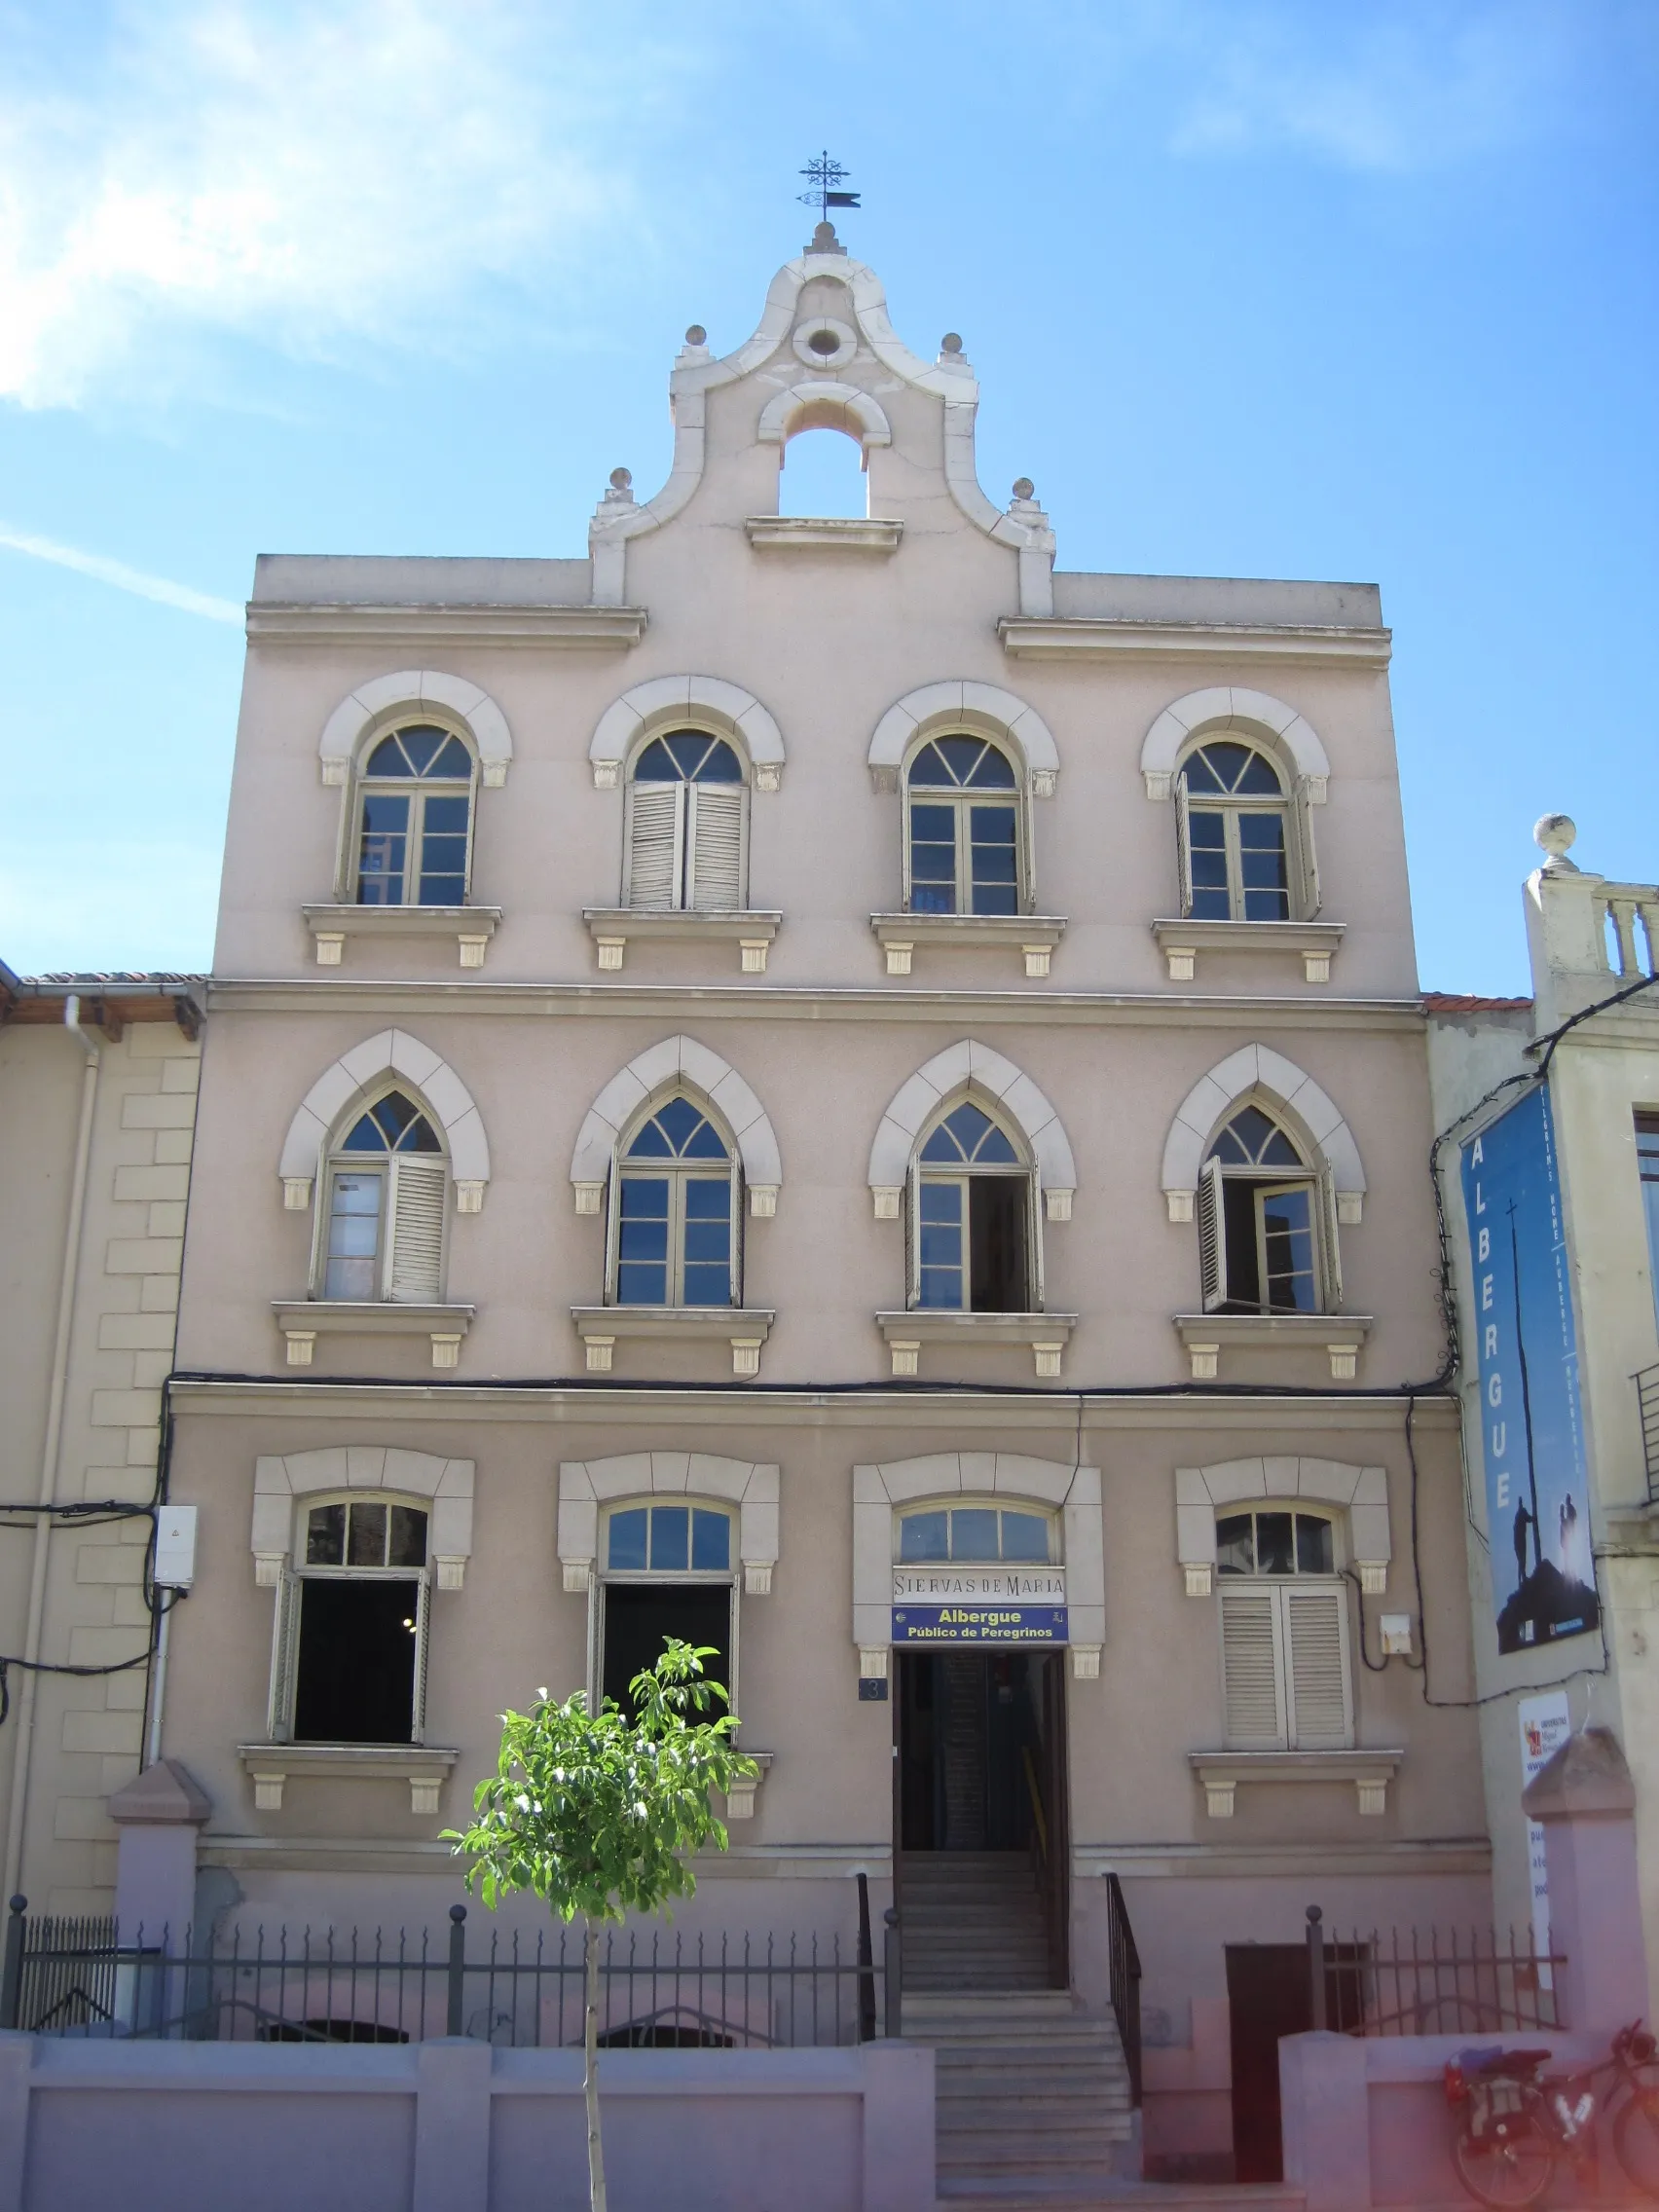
[0,0,1654,990]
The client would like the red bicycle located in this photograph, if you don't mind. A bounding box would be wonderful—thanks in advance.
[1444,2022,1659,2206]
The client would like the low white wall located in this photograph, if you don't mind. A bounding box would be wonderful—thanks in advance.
[0,2034,935,2212]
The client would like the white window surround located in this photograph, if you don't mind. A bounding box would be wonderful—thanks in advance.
[1175,1458,1390,1598]
[756,380,891,455]
[250,1447,475,1591]
[1161,1047,1365,1225]
[278,1030,491,1214]
[866,682,1060,799]
[588,678,786,793]
[1139,686,1330,805]
[584,248,1054,611]
[570,1035,782,1218]
[854,1455,1103,1680]
[558,1455,780,1597]
[317,671,512,789]
[867,1040,1076,1221]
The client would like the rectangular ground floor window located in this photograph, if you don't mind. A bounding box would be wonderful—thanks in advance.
[292,1577,423,1744]
[601,1582,733,1719]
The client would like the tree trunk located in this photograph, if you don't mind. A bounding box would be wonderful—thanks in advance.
[584,1915,608,2212]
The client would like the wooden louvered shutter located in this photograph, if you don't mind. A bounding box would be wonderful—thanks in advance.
[1316,1165,1343,1310]
[1198,1157,1228,1313]
[687,783,745,911]
[267,1567,300,1743]
[411,1569,432,1745]
[1284,1587,1351,1748]
[388,1159,446,1302]
[1291,786,1322,921]
[1174,775,1195,918]
[1220,1588,1286,1749]
[627,783,684,909]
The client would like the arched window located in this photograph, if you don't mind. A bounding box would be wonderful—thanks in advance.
[610,1095,737,1309]
[268,1496,431,1747]
[600,1500,736,1719]
[897,1502,1054,1564]
[625,730,747,911]
[913,1100,1033,1313]
[779,425,869,519]
[1214,1505,1350,1751]
[1197,1103,1338,1316]
[353,724,476,906]
[904,736,1022,917]
[319,1090,447,1304]
[1177,740,1302,923]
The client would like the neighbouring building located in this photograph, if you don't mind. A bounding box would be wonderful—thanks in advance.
[28,231,1500,2186]
[1427,820,1659,2020]
[0,965,203,1913]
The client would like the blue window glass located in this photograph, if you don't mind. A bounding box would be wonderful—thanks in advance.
[900,1511,949,1562]
[357,793,409,905]
[625,1098,728,1161]
[691,1509,730,1572]
[1260,1185,1317,1311]
[682,1179,732,1305]
[908,737,1016,790]
[358,725,473,904]
[617,1177,670,1305]
[608,1509,648,1570]
[1208,1107,1302,1170]
[921,1104,1019,1165]
[1238,813,1290,921]
[969,805,1018,916]
[952,1509,999,1561]
[918,1182,964,1309]
[341,1092,441,1154]
[634,731,743,783]
[1000,1512,1050,1562]
[908,803,957,914]
[1188,807,1230,920]
[650,1506,690,1572]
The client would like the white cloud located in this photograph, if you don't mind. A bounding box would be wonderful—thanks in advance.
[0,522,242,620]
[1160,2,1578,172]
[0,1,670,407]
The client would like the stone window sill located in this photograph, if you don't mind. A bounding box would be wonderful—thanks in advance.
[238,1743,461,1815]
[1189,1749,1403,1820]
[1173,1311,1373,1382]
[581,909,782,974]
[1151,918,1346,983]
[869,913,1067,978]
[744,516,903,553]
[274,1301,475,1370]
[571,1305,776,1377]
[302,904,502,969]
[875,1309,1078,1380]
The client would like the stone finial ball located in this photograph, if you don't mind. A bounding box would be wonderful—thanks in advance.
[1534,814,1577,858]
[1012,478,1035,501]
[684,324,707,346]
[608,467,633,491]
[940,332,964,354]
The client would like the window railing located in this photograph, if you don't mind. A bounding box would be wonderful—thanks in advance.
[1,1899,881,2050]
[1305,1905,1564,2037]
[1638,1363,1659,1502]
[1104,1872,1142,2109]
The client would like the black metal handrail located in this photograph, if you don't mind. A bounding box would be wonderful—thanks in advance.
[1,1896,882,2049]
[1104,1871,1142,2109]
[1638,1363,1659,1501]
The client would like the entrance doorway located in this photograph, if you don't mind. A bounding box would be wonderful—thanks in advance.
[896,1650,1068,1988]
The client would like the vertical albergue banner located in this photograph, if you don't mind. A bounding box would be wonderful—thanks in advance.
[1460,1086,1599,1652]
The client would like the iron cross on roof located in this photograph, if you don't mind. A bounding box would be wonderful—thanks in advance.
[797,151,861,222]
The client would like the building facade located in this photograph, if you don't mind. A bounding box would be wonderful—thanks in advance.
[75,235,1498,2174]
[0,967,203,1914]
[1427,823,1659,2018]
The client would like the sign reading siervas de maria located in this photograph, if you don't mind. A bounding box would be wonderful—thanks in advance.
[892,1605,1068,1646]
[1460,1087,1598,1652]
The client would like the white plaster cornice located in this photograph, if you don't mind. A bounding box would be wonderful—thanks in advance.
[252,604,645,649]
[1001,619,1390,669]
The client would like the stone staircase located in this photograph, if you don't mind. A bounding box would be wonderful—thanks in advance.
[901,1851,1052,1992]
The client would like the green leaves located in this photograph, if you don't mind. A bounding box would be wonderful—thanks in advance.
[446,1639,758,1926]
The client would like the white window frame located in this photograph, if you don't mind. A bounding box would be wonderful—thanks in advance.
[1196,1114,1341,1317]
[894,1498,1060,1567]
[605,1097,742,1309]
[1215,1506,1352,1751]
[268,1493,433,1747]
[595,1497,741,1719]
[908,1099,1040,1314]
[901,733,1031,917]
[313,1086,449,1304]
[622,729,751,912]
[1175,739,1319,925]
[341,719,480,907]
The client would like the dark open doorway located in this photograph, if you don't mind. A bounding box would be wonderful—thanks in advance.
[293,1577,421,1744]
[602,1583,733,1719]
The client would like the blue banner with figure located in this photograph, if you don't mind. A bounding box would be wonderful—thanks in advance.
[1460,1086,1598,1652]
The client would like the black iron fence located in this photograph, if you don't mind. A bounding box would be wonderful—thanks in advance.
[1104,1872,1142,2107]
[1305,1906,1566,2037]
[1,1897,881,2049]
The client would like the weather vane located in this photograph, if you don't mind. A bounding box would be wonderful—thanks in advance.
[797,151,861,224]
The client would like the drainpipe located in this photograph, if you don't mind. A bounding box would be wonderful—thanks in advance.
[2,999,102,1903]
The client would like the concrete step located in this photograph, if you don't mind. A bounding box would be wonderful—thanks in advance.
[936,2188,1305,2209]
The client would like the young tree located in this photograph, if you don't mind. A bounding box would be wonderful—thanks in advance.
[448,1641,756,2212]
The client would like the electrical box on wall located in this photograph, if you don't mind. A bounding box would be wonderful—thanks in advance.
[154,1505,199,1589]
[1381,1613,1414,1656]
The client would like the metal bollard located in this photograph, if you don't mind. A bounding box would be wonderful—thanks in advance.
[1307,1904,1327,2031]
[1,1897,25,2032]
[883,1905,902,2041]
[446,1902,467,2036]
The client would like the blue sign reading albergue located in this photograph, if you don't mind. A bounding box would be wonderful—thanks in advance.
[1459,1087,1598,1653]
[892,1605,1068,1646]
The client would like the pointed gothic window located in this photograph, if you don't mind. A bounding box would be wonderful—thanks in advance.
[911,1100,1032,1313]
[1195,1103,1340,1317]
[319,1091,447,1303]
[625,730,748,912]
[1214,1507,1350,1751]
[609,1095,738,1309]
[1174,740,1319,924]
[904,736,1023,917]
